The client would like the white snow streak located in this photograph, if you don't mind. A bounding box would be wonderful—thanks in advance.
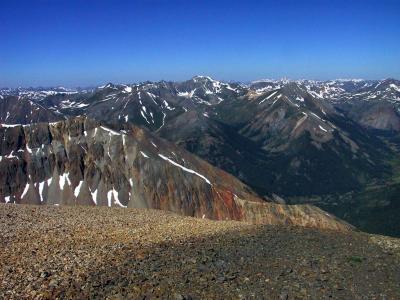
[21,183,29,199]
[59,173,71,190]
[140,151,149,158]
[91,188,98,205]
[390,84,400,92]
[259,91,278,104]
[39,181,45,202]
[74,181,83,197]
[163,100,174,110]
[107,190,113,207]
[108,188,127,208]
[1,123,21,128]
[158,154,211,185]
[100,126,120,136]
[319,125,328,132]
[26,144,32,154]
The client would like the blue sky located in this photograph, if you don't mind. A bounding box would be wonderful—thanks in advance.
[1,0,399,87]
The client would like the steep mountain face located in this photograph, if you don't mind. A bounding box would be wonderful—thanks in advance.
[235,84,391,196]
[27,76,244,132]
[6,77,398,133]
[0,95,62,124]
[1,76,400,236]
[0,117,350,231]
[330,79,400,132]
[162,82,387,199]
[239,83,337,151]
[157,110,275,196]
[155,83,376,197]
[338,100,400,132]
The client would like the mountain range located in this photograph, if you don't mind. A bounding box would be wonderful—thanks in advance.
[1,76,400,236]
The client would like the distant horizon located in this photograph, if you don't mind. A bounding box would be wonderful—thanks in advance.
[1,75,399,90]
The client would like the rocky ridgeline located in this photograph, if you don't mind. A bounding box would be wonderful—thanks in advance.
[0,117,351,231]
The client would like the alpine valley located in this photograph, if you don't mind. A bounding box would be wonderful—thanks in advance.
[1,76,400,236]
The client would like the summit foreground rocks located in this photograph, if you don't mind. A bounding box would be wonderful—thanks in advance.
[1,204,399,299]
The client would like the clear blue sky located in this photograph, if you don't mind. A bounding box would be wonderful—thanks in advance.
[1,0,399,87]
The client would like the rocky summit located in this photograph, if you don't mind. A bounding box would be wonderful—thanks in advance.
[0,204,399,299]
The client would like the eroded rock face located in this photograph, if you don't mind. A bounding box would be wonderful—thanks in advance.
[0,117,351,231]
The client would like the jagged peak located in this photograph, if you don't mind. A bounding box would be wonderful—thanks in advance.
[192,75,215,82]
[98,82,116,89]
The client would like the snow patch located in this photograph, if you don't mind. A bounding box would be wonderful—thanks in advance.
[158,154,211,185]
[259,91,278,104]
[140,151,149,158]
[21,183,29,199]
[157,112,166,131]
[163,100,174,110]
[90,188,98,205]
[100,126,120,136]
[1,123,21,128]
[178,89,197,98]
[74,181,83,197]
[59,173,71,190]
[6,151,19,160]
[310,112,325,122]
[108,188,127,208]
[107,190,113,207]
[319,125,328,132]
[390,84,400,92]
[141,110,151,124]
[39,181,45,202]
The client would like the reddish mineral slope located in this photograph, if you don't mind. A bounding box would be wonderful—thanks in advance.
[0,117,351,231]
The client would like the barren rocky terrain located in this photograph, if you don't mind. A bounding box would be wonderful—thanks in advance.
[1,204,400,299]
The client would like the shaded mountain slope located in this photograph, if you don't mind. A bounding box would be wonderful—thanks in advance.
[157,110,275,196]
[0,95,62,124]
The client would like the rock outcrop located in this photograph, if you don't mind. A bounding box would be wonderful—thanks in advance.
[0,117,351,231]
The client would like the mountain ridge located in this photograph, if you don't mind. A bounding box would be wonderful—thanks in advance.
[1,75,400,236]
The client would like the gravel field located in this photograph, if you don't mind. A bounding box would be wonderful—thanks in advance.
[1,204,399,299]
